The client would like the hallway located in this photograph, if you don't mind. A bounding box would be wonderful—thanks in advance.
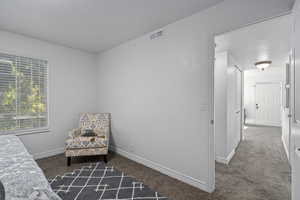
[215,126,291,200]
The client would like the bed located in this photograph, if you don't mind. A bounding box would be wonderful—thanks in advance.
[0,135,61,200]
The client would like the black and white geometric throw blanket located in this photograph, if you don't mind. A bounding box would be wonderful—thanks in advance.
[48,162,169,200]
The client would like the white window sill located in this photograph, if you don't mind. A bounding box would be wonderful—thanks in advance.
[1,127,51,136]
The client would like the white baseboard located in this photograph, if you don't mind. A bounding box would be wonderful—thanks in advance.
[109,146,211,193]
[282,135,290,162]
[246,121,281,127]
[33,147,65,160]
[216,149,235,165]
[245,118,256,124]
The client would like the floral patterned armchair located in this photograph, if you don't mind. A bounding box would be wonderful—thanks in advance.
[65,113,111,166]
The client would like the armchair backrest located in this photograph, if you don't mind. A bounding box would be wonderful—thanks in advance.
[79,113,111,130]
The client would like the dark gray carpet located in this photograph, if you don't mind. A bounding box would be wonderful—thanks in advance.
[38,126,290,200]
[48,162,168,200]
[214,125,291,200]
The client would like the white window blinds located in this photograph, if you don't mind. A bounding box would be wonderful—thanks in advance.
[0,52,48,133]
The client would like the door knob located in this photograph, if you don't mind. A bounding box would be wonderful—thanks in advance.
[256,104,259,109]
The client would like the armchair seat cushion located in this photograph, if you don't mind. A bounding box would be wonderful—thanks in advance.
[66,136,107,149]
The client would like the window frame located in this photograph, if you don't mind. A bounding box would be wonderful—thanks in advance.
[0,52,50,136]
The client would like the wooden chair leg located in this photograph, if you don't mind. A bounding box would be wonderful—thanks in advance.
[67,157,71,166]
[103,155,107,163]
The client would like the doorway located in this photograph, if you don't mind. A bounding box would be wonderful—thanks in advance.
[213,14,291,200]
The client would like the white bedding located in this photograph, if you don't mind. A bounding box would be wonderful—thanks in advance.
[0,135,61,200]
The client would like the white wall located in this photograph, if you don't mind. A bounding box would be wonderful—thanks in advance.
[292,126,300,200]
[244,67,285,124]
[294,0,300,123]
[292,1,300,200]
[95,0,292,192]
[0,30,98,159]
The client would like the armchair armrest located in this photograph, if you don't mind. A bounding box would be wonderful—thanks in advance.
[94,127,110,140]
[68,128,81,139]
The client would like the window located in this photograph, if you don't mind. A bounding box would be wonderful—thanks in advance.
[0,52,48,134]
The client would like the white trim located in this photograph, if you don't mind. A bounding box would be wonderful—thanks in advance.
[33,147,65,160]
[282,134,290,161]
[215,149,235,165]
[1,127,50,136]
[208,40,215,193]
[109,146,211,192]
[247,121,282,127]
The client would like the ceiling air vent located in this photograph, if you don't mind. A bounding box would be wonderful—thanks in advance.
[150,30,163,40]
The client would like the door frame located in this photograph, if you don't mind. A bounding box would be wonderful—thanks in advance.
[210,12,291,192]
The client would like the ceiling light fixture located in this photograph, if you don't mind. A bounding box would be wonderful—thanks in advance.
[255,60,272,70]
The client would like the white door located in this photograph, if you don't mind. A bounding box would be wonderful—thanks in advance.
[228,67,242,150]
[255,83,281,126]
[235,70,242,145]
